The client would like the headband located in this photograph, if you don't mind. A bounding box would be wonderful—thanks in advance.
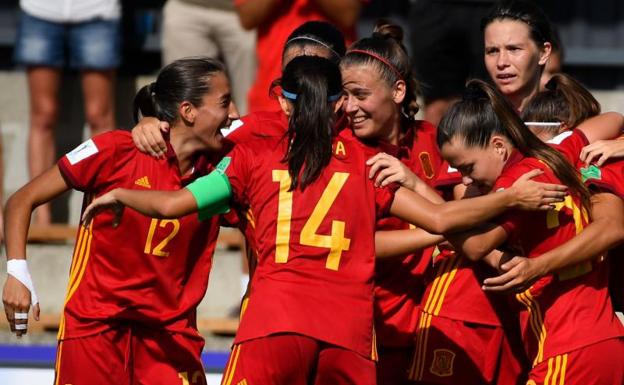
[285,36,341,59]
[282,89,342,102]
[524,122,562,127]
[347,49,403,81]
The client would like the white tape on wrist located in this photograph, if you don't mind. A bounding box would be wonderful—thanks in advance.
[6,259,39,306]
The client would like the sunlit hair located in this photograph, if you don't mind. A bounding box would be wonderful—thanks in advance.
[481,0,554,47]
[522,73,600,138]
[283,21,346,65]
[438,79,592,212]
[272,56,343,190]
[133,57,225,124]
[341,20,420,124]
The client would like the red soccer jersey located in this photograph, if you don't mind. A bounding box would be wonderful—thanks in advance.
[234,0,357,113]
[218,127,396,358]
[57,131,220,340]
[493,151,624,366]
[374,120,445,347]
[547,129,589,169]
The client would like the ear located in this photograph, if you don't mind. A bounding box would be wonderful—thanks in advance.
[392,80,406,104]
[490,135,508,156]
[179,101,196,124]
[277,95,293,117]
[538,42,552,66]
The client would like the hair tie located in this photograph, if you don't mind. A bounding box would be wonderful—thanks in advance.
[282,90,298,100]
[148,82,157,97]
[283,89,342,102]
[285,36,341,59]
[347,49,403,81]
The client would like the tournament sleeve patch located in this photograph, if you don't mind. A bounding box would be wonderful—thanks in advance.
[65,139,99,165]
[216,156,231,173]
[580,164,602,182]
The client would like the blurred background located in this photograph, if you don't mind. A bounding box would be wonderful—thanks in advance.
[0,0,622,383]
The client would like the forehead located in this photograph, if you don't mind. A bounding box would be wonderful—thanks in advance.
[440,137,484,165]
[484,19,532,45]
[340,63,384,86]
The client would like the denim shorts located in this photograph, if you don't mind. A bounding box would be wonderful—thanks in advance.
[14,11,121,70]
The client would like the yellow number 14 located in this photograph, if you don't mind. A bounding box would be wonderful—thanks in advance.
[272,170,351,271]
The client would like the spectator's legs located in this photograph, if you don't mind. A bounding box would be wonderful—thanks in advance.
[27,67,61,225]
[81,70,116,136]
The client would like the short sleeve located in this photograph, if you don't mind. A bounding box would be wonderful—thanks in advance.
[57,131,118,191]
[550,130,588,165]
[222,144,252,206]
[375,183,399,218]
[434,161,462,189]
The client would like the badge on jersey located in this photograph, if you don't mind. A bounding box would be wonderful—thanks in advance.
[430,349,455,377]
[66,139,99,165]
[580,164,601,182]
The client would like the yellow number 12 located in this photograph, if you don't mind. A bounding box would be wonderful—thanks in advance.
[272,170,351,270]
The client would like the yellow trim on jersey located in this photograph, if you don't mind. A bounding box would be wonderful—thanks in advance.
[423,255,461,316]
[543,354,568,385]
[54,340,64,385]
[409,312,433,380]
[371,327,378,361]
[57,223,91,340]
[516,290,547,366]
[223,344,242,385]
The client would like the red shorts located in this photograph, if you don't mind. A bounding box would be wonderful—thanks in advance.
[376,346,412,385]
[408,313,527,385]
[221,333,375,385]
[54,326,206,385]
[527,338,624,385]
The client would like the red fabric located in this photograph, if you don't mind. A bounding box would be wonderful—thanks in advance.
[222,127,396,358]
[224,334,375,385]
[376,346,414,385]
[57,130,219,339]
[408,313,525,385]
[548,129,589,168]
[374,120,444,347]
[493,151,624,365]
[527,338,624,385]
[236,0,356,112]
[54,326,206,385]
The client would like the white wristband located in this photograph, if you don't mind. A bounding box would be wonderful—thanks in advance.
[6,259,39,306]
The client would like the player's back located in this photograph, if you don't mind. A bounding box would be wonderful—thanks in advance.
[223,128,395,358]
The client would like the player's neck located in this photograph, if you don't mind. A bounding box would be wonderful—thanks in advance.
[169,128,203,175]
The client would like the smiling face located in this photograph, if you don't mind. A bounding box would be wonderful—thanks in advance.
[484,19,551,111]
[440,135,510,192]
[189,72,239,151]
[341,63,403,142]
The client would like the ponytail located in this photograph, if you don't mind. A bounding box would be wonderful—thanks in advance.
[438,79,592,212]
[522,74,600,131]
[275,56,342,190]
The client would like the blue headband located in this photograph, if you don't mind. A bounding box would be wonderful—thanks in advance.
[282,89,342,102]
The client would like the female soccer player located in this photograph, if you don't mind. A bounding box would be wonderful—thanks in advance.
[438,79,624,385]
[81,56,563,385]
[482,0,555,113]
[2,58,238,385]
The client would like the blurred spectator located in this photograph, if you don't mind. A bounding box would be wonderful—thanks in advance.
[409,0,494,126]
[14,0,120,224]
[162,0,256,115]
[235,0,361,113]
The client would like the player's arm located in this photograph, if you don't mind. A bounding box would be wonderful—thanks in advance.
[3,165,71,335]
[483,192,624,292]
[131,117,169,158]
[82,168,233,223]
[576,111,624,144]
[375,229,444,259]
[388,170,566,234]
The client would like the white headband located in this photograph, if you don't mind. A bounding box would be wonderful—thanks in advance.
[285,36,341,59]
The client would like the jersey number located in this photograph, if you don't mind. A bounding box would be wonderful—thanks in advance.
[272,170,351,271]
[144,219,180,257]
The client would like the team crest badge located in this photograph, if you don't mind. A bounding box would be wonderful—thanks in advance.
[430,349,455,377]
[333,140,347,159]
[419,151,435,179]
